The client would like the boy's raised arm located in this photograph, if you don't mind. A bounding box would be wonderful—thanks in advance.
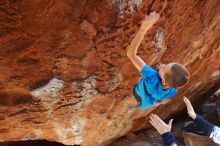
[126,12,160,71]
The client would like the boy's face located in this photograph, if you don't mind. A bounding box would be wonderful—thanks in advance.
[158,63,174,85]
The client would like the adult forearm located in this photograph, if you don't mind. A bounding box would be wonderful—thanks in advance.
[193,114,215,136]
[162,132,177,146]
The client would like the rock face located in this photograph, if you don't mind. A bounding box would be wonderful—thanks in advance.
[0,0,220,145]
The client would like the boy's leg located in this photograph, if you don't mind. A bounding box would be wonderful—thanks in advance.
[132,85,142,104]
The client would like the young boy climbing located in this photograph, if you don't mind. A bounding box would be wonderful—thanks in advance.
[126,12,190,110]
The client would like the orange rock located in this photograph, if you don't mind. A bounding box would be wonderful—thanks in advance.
[80,19,97,37]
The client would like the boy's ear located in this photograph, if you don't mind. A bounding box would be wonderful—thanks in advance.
[162,79,167,86]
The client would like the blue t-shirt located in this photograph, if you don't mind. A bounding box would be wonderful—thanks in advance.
[134,65,177,109]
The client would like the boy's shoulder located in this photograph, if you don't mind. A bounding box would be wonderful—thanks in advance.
[140,64,158,78]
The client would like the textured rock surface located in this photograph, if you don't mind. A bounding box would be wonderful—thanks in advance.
[0,0,220,145]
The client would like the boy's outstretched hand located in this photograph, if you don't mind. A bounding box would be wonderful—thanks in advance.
[183,96,197,119]
[140,12,160,31]
[149,114,173,135]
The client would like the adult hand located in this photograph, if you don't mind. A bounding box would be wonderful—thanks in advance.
[140,12,160,31]
[183,96,197,119]
[149,114,173,135]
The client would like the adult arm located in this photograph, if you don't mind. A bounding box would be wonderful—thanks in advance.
[183,96,214,135]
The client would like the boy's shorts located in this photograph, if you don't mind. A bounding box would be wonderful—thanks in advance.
[133,85,142,105]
